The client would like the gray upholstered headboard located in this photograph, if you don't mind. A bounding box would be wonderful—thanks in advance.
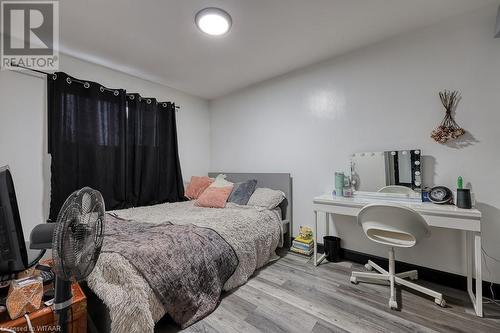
[208,172,292,223]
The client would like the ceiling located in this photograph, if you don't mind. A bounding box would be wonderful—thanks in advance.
[60,0,496,99]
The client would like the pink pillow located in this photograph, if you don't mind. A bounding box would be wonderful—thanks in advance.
[196,185,234,208]
[185,176,214,199]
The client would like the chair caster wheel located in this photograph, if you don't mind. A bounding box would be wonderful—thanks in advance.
[389,299,398,310]
[364,263,373,271]
[350,276,358,284]
[435,298,446,307]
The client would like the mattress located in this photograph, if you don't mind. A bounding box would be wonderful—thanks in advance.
[86,200,284,333]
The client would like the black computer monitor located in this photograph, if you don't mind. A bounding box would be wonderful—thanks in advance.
[0,165,28,276]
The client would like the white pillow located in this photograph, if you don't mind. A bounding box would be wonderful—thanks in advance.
[210,174,234,188]
[247,187,285,209]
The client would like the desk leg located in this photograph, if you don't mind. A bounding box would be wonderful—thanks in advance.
[325,212,330,238]
[466,231,473,297]
[474,232,483,317]
[312,210,326,266]
[466,231,483,317]
[313,210,318,266]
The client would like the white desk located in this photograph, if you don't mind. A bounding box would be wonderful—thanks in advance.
[312,194,483,317]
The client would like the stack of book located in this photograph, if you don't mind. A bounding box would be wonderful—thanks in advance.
[290,236,313,256]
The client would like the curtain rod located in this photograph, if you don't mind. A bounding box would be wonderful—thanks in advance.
[9,63,181,109]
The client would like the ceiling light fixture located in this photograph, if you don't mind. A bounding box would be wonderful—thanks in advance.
[195,7,232,36]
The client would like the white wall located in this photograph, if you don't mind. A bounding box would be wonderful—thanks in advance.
[210,5,500,282]
[0,54,210,235]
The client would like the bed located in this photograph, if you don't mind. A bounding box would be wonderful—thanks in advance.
[84,173,292,333]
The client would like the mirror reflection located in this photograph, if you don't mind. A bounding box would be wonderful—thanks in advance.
[350,150,422,199]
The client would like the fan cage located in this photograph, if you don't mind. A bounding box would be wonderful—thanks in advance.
[52,187,105,282]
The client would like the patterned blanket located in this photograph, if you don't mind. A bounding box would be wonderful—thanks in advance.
[100,215,238,328]
[86,201,282,333]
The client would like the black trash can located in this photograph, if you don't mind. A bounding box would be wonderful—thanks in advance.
[323,236,341,262]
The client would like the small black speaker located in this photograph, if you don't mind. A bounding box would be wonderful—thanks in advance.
[456,189,472,209]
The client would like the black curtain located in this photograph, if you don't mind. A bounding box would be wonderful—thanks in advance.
[126,95,184,207]
[48,73,127,220]
[48,72,184,220]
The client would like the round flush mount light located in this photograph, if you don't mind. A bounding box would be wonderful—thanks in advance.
[195,7,232,36]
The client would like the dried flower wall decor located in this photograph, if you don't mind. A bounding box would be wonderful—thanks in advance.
[431,90,465,144]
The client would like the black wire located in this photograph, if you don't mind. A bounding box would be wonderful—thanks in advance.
[482,247,500,265]
[70,304,74,333]
[27,249,47,269]
[0,250,46,279]
[0,274,14,283]
[481,248,500,306]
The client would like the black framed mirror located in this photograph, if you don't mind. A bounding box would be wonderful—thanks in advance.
[350,149,422,200]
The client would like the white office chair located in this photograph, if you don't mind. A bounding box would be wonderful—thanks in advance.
[378,185,416,194]
[350,203,446,309]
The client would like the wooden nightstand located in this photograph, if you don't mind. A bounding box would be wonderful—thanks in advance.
[0,283,86,333]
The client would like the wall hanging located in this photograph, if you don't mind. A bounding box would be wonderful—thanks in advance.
[431,90,465,144]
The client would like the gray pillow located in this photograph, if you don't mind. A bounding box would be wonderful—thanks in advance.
[228,179,257,205]
[247,187,285,209]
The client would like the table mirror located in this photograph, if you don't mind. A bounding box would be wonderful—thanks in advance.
[350,149,422,201]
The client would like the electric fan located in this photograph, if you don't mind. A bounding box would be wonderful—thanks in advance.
[30,187,105,333]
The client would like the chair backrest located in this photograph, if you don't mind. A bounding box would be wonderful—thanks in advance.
[357,203,430,248]
[378,185,416,194]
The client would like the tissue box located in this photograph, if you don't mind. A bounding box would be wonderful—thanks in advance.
[6,276,43,319]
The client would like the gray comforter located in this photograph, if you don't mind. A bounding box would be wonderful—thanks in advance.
[101,215,239,328]
[86,201,282,333]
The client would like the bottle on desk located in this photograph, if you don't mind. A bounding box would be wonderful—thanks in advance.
[334,172,344,197]
[343,176,354,197]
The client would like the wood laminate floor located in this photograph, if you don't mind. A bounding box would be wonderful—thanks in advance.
[156,253,500,333]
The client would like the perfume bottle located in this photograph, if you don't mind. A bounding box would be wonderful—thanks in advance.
[343,176,353,197]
